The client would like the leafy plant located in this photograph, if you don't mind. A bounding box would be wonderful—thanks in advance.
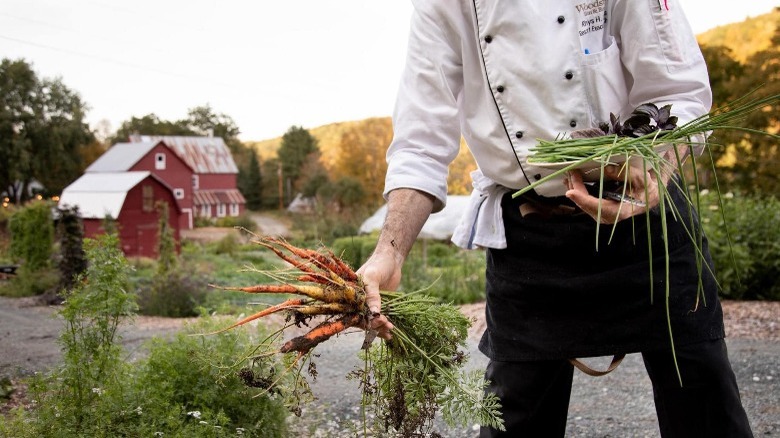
[214,214,258,232]
[8,200,54,271]
[56,205,87,293]
[0,265,59,298]
[132,318,289,438]
[700,191,780,300]
[135,266,209,317]
[10,234,138,436]
[0,234,289,438]
[209,235,504,436]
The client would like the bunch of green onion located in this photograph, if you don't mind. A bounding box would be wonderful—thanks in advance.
[520,93,779,184]
[514,92,779,385]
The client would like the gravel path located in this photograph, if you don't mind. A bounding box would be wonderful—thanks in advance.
[1,297,778,436]
[291,302,780,437]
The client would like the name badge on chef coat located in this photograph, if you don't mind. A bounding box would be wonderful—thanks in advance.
[573,0,610,54]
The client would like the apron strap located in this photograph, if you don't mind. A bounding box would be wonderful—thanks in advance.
[569,354,626,377]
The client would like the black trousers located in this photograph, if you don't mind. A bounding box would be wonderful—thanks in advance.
[479,338,754,437]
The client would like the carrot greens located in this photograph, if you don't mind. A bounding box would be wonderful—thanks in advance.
[207,234,504,436]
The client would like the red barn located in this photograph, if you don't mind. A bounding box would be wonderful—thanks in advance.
[130,135,246,222]
[58,172,181,258]
[58,135,245,258]
[85,140,196,230]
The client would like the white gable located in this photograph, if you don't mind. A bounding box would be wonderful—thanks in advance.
[58,171,151,219]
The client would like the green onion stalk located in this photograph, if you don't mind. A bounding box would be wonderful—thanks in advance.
[514,92,779,384]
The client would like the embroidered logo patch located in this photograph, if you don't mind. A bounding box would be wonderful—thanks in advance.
[574,0,609,54]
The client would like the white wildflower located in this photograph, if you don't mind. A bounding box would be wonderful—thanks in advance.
[187,410,202,419]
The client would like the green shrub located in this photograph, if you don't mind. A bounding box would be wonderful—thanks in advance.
[401,243,486,305]
[3,234,137,437]
[215,232,240,256]
[0,265,59,297]
[0,236,289,438]
[0,203,14,260]
[9,200,54,271]
[131,318,289,437]
[194,216,214,227]
[56,205,87,293]
[136,267,209,317]
[214,214,257,232]
[330,235,377,270]
[700,191,780,300]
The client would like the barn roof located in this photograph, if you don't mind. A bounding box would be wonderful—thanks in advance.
[132,135,239,174]
[193,189,246,206]
[85,142,159,172]
[58,171,153,219]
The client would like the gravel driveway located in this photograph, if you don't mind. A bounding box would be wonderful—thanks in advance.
[1,297,778,437]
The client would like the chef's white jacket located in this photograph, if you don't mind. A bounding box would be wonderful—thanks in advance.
[383,0,712,249]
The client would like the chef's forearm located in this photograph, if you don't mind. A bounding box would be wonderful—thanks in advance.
[374,188,436,262]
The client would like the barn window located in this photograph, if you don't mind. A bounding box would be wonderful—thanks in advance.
[200,204,211,217]
[192,175,199,190]
[229,203,239,217]
[142,185,154,212]
[174,188,184,199]
[216,203,226,217]
[155,153,166,170]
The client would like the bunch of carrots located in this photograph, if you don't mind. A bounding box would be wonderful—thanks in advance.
[210,235,369,358]
[209,233,504,436]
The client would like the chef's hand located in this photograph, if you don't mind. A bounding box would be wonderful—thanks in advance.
[356,247,401,340]
[564,151,678,224]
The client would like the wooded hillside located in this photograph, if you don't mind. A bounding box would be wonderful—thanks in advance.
[697,7,779,62]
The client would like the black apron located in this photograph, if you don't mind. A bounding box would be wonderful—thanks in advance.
[479,184,725,361]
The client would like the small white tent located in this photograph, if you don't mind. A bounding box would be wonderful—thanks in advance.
[359,195,470,240]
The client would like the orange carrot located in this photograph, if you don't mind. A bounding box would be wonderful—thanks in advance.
[254,240,321,278]
[280,313,364,354]
[211,282,355,304]
[291,302,356,316]
[208,298,308,335]
[210,284,299,294]
[264,237,348,279]
[326,249,358,281]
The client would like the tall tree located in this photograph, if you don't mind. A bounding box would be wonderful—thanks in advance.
[0,58,95,201]
[332,118,392,205]
[238,150,263,210]
[108,106,256,197]
[277,126,319,202]
[700,26,780,194]
[186,105,241,148]
[108,114,193,145]
[185,104,252,172]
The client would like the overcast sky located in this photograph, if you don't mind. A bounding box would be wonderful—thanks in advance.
[1,0,777,141]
